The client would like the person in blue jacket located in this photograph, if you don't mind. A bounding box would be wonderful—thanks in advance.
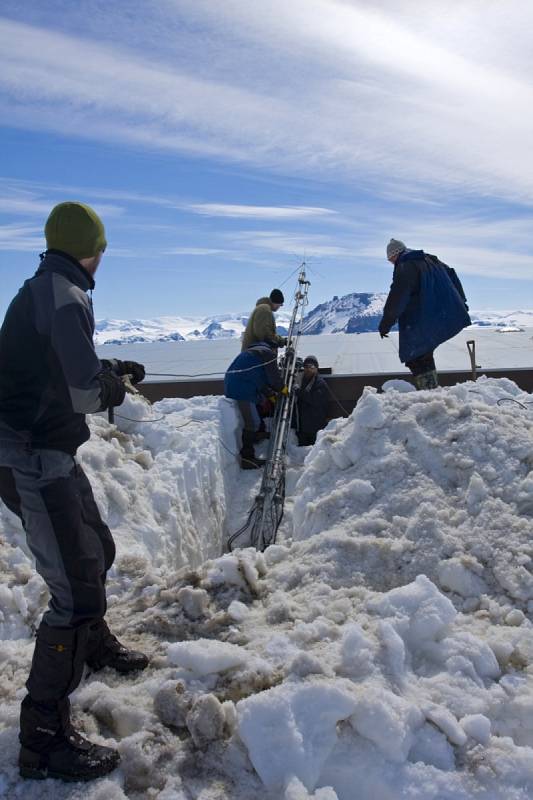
[378,239,471,389]
[224,341,285,469]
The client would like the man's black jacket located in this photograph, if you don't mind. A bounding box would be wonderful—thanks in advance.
[0,251,118,454]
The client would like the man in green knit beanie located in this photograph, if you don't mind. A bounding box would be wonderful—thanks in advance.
[45,201,107,263]
[0,201,148,782]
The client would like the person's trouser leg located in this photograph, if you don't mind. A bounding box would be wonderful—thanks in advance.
[236,402,265,469]
[0,450,120,778]
[405,351,438,390]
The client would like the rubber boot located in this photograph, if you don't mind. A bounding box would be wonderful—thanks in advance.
[414,369,439,390]
[86,619,149,673]
[240,430,266,470]
[19,622,120,781]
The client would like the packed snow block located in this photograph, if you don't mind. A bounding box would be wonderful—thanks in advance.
[382,379,416,394]
[284,776,339,800]
[408,722,456,771]
[167,639,250,676]
[205,551,265,595]
[437,557,488,597]
[465,473,489,515]
[367,575,456,650]
[460,713,492,745]
[154,679,194,728]
[186,693,226,748]
[349,688,423,763]
[177,586,209,620]
[237,683,357,791]
[424,704,467,747]
[337,622,375,677]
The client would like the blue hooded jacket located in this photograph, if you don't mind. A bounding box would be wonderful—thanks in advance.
[379,250,471,363]
[224,342,283,403]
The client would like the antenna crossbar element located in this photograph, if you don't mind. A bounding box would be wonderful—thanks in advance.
[228,263,310,551]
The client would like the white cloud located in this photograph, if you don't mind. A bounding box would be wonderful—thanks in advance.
[163,247,227,256]
[0,223,44,252]
[2,5,533,203]
[185,204,337,220]
[232,230,353,258]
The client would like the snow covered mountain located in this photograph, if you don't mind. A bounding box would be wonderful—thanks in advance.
[94,295,533,345]
[301,292,388,334]
[95,310,290,346]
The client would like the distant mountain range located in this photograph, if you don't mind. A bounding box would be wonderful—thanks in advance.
[95,293,533,346]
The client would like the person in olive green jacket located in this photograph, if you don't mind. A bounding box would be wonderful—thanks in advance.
[241,289,288,351]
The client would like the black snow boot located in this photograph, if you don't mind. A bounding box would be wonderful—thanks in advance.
[20,622,120,782]
[19,697,119,782]
[253,430,270,443]
[86,619,149,673]
[240,429,266,470]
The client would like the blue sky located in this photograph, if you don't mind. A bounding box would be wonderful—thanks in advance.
[1,0,532,319]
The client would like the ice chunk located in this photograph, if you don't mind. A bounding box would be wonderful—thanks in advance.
[284,775,339,800]
[437,558,487,597]
[368,575,456,648]
[167,639,249,675]
[186,693,226,747]
[349,688,423,763]
[425,704,467,746]
[237,683,356,791]
[227,600,250,622]
[461,713,491,744]
[382,379,416,393]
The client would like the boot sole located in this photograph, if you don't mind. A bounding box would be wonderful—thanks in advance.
[88,659,149,674]
[20,759,118,782]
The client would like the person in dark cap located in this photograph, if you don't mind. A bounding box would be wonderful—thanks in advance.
[379,239,471,389]
[241,289,288,351]
[295,355,330,446]
[0,202,148,782]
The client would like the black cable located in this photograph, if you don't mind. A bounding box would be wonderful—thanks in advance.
[146,356,279,379]
[323,381,351,417]
[112,412,167,423]
[496,398,528,410]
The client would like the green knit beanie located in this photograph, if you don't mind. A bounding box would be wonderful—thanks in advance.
[45,202,107,260]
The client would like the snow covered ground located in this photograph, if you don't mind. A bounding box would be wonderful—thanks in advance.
[1,378,533,798]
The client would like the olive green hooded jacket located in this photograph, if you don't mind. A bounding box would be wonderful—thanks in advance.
[241,297,286,351]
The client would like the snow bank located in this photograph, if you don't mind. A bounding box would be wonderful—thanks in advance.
[1,378,533,800]
[293,378,533,610]
[0,393,241,639]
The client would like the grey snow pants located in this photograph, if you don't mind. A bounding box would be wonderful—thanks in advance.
[0,446,115,629]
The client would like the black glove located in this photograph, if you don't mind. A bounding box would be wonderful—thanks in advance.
[100,358,145,384]
[117,360,146,384]
[123,360,145,384]
[98,371,126,410]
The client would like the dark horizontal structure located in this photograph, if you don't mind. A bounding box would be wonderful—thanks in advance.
[138,368,533,419]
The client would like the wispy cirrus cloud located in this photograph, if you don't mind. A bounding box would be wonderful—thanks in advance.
[0,223,44,252]
[2,3,533,203]
[185,204,337,220]
[163,247,228,256]
[232,230,353,258]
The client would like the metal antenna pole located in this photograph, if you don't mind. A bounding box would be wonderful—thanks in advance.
[228,263,311,552]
